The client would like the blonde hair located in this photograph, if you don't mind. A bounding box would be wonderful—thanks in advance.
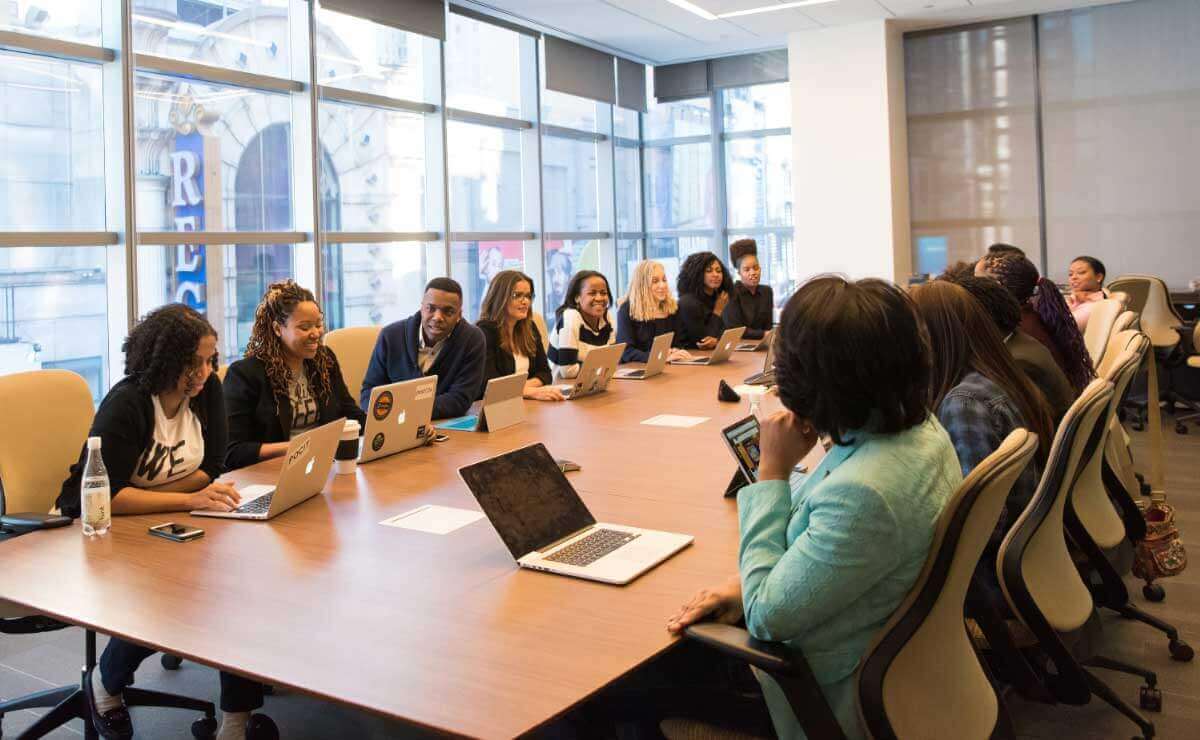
[621,260,678,322]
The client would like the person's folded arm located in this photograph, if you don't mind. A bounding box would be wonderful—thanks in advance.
[432,330,486,419]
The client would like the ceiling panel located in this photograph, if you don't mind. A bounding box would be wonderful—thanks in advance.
[603,0,759,43]
[877,0,971,14]
[799,0,894,24]
[722,9,823,35]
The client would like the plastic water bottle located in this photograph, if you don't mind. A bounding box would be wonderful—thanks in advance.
[80,436,111,536]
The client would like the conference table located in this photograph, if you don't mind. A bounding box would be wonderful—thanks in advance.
[0,349,819,738]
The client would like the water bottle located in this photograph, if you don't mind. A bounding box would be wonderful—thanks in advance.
[81,436,111,536]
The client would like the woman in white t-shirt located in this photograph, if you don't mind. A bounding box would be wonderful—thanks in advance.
[548,270,616,379]
[56,304,268,740]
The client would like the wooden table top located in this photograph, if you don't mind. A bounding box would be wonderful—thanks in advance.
[0,350,818,738]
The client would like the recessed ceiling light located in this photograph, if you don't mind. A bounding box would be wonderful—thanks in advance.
[666,0,838,21]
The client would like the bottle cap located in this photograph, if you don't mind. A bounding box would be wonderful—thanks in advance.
[87,436,102,450]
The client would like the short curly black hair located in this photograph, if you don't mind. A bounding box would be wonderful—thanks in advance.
[676,251,733,300]
[123,304,218,396]
[774,276,931,446]
[938,273,1022,335]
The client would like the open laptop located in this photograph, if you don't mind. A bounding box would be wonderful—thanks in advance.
[553,342,625,399]
[670,326,745,366]
[192,418,342,520]
[614,332,673,380]
[744,331,777,386]
[459,443,693,585]
[736,328,774,352]
[436,372,525,433]
[360,376,438,463]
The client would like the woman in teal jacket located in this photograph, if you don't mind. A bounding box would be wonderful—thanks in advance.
[669,277,962,739]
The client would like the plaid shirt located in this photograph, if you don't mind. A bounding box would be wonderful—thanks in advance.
[937,371,1041,547]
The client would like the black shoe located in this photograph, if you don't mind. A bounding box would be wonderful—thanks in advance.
[84,667,134,740]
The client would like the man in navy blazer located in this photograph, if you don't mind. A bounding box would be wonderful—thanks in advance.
[360,277,486,419]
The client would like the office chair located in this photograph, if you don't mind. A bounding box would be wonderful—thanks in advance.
[324,325,383,403]
[1082,299,1125,368]
[0,370,217,738]
[1169,322,1200,434]
[682,429,1039,740]
[998,380,1158,740]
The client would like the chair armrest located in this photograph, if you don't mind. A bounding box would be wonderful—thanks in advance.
[0,512,72,534]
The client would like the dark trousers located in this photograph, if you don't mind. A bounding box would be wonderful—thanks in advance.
[99,637,264,713]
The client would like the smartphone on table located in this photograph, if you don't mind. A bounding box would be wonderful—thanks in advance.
[148,522,204,542]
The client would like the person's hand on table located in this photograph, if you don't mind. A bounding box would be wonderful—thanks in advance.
[668,348,694,362]
[757,410,819,482]
[667,575,744,634]
[697,336,718,350]
[187,481,241,512]
[525,385,566,402]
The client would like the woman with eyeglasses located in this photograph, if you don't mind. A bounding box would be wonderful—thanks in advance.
[55,304,270,740]
[477,269,563,402]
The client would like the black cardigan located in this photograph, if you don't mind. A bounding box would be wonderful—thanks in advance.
[223,353,365,471]
[615,301,682,363]
[56,374,226,517]
[722,282,774,341]
[477,319,552,393]
[676,292,725,348]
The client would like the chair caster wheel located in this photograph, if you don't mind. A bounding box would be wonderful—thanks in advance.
[162,654,183,670]
[1139,685,1162,712]
[191,716,218,739]
[247,714,279,740]
[1143,584,1166,602]
[1169,640,1194,662]
[1176,423,1189,434]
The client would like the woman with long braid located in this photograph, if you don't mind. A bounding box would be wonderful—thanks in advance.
[977,251,1095,392]
[224,280,364,470]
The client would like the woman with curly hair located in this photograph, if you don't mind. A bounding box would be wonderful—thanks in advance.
[721,239,774,340]
[477,269,563,401]
[55,304,269,740]
[675,251,734,349]
[977,251,1095,392]
[223,280,364,470]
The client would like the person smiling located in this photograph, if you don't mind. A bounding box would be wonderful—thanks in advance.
[223,280,365,471]
[1066,255,1109,330]
[548,270,617,378]
[359,277,486,419]
[477,269,563,401]
[721,239,774,340]
[615,260,693,364]
[675,251,734,349]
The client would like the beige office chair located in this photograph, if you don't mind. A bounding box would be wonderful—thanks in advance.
[1171,323,1200,433]
[1107,275,1183,350]
[324,325,381,403]
[1083,299,1125,368]
[217,363,229,383]
[684,430,1039,740]
[532,311,551,354]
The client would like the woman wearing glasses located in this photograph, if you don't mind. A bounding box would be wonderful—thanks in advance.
[477,269,563,402]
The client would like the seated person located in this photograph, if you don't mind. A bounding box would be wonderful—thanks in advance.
[359,277,486,419]
[941,271,1076,424]
[721,239,773,340]
[911,280,1053,562]
[1066,255,1109,330]
[667,277,961,739]
[615,260,691,364]
[55,304,264,740]
[224,280,365,471]
[548,270,616,378]
[675,251,733,349]
[477,270,563,402]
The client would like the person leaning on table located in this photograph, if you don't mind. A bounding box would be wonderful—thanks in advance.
[666,276,962,739]
[55,304,266,740]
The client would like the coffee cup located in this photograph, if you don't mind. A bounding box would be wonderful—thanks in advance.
[334,419,361,475]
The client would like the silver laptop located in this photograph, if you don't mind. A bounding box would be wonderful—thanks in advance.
[736,328,774,352]
[553,342,625,399]
[459,443,693,585]
[435,372,525,433]
[671,326,746,366]
[360,376,438,463]
[614,332,673,380]
[745,330,777,386]
[193,418,342,520]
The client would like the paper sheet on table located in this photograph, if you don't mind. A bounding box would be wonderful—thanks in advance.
[379,505,484,534]
[732,384,769,397]
[641,414,710,428]
[435,415,479,431]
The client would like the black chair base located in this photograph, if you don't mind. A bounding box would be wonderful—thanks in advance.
[1082,668,1155,739]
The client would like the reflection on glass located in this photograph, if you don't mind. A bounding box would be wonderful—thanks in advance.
[542,89,606,132]
[646,68,710,139]
[447,121,525,232]
[0,246,108,402]
[134,72,294,232]
[451,240,528,322]
[1,0,101,46]
[0,52,104,231]
[319,101,428,232]
[647,235,712,288]
[616,239,642,296]
[542,136,599,233]
[542,239,601,317]
[321,243,429,330]
[725,135,793,229]
[723,82,791,132]
[133,0,292,80]
[446,14,525,118]
[645,143,713,230]
[614,106,640,140]
[615,144,642,233]
[317,8,440,103]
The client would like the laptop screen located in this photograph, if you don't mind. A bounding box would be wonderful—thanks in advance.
[459,443,596,558]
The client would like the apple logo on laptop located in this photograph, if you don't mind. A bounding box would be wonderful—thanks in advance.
[395,410,406,426]
[305,457,315,476]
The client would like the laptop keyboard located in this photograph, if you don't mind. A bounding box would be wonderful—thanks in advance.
[545,528,639,567]
[235,491,275,514]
